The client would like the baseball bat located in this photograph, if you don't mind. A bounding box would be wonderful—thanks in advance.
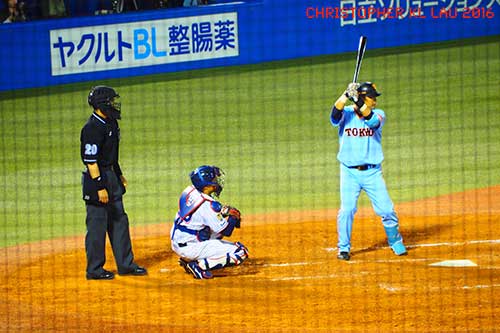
[353,36,367,83]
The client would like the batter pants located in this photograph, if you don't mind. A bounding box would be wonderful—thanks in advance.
[337,164,399,253]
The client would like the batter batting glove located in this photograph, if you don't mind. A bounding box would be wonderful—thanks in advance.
[345,83,360,102]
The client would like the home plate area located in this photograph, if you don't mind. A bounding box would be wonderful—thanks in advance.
[429,259,477,267]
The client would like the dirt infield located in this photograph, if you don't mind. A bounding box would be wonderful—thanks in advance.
[1,186,499,332]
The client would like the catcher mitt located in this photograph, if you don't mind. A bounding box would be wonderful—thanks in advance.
[221,205,241,228]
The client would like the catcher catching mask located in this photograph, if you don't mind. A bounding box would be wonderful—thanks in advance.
[190,165,225,199]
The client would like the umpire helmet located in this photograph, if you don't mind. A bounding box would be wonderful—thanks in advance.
[88,86,121,120]
[357,82,381,99]
[190,165,226,198]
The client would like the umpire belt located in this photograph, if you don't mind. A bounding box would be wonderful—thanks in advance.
[100,165,114,171]
[348,164,378,171]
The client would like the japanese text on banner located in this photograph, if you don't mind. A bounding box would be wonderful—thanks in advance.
[50,13,239,76]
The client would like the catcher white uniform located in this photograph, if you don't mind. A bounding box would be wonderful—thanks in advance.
[170,166,248,279]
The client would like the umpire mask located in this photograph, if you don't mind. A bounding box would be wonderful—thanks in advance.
[107,96,122,120]
[88,85,122,120]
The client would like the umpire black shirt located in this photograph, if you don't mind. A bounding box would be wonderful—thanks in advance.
[80,112,124,204]
[80,112,122,175]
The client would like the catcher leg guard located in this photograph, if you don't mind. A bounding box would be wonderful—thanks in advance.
[198,242,249,271]
[229,242,249,266]
[384,226,407,256]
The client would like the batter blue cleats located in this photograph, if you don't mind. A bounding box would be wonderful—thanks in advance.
[186,261,213,279]
[337,251,350,261]
[384,225,407,255]
[391,241,408,256]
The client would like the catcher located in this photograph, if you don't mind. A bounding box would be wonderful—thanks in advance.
[170,165,249,279]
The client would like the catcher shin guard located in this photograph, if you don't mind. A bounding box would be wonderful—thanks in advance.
[384,226,407,256]
[198,242,249,271]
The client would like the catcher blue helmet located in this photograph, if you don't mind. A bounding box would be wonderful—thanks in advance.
[88,85,121,120]
[190,165,225,198]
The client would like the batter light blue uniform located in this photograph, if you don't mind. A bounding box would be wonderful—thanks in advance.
[331,105,404,254]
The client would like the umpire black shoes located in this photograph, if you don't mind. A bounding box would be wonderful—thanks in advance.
[337,252,350,261]
[118,265,148,276]
[86,270,115,280]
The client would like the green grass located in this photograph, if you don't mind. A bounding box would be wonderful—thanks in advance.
[1,36,499,247]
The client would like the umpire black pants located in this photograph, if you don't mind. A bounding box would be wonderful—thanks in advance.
[85,200,138,275]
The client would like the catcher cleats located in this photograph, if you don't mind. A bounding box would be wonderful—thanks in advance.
[391,241,408,256]
[186,260,213,279]
[179,258,191,274]
[337,251,350,261]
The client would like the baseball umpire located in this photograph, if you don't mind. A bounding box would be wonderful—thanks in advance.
[330,82,407,260]
[80,85,147,280]
[170,165,249,279]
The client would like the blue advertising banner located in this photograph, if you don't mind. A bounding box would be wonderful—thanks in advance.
[50,13,239,76]
[0,0,498,91]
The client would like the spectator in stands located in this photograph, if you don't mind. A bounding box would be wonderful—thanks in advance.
[154,0,182,8]
[111,0,139,12]
[39,0,67,19]
[2,0,27,22]
[183,0,207,6]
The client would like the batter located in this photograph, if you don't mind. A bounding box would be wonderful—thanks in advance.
[330,82,407,260]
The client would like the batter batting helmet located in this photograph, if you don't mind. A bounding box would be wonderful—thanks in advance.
[190,165,225,198]
[357,82,381,99]
[88,86,122,120]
